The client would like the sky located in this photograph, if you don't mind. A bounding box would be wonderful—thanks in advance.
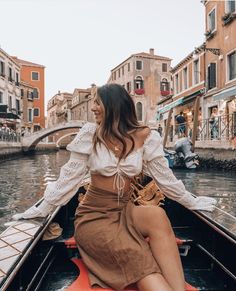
[1,0,205,106]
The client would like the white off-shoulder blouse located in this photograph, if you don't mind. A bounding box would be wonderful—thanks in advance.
[17,122,216,219]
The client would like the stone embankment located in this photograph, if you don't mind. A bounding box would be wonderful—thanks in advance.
[196,148,236,171]
[0,143,58,162]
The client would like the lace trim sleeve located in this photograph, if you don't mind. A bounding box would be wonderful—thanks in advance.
[146,156,216,212]
[143,130,165,162]
[66,122,96,154]
[17,123,97,219]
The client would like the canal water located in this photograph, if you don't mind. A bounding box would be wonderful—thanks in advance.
[0,150,236,232]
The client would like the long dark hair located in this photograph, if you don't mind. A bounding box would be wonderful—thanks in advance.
[93,83,147,160]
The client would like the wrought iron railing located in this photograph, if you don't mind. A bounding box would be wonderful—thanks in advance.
[0,130,21,142]
[170,113,236,141]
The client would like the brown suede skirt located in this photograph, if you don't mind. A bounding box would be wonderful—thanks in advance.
[74,185,160,291]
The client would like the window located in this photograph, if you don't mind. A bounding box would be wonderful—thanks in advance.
[8,95,12,110]
[113,71,116,80]
[136,60,142,70]
[160,78,170,91]
[128,63,130,72]
[16,72,19,86]
[175,74,179,94]
[31,72,39,80]
[16,99,20,114]
[183,67,188,89]
[8,67,13,82]
[0,91,3,103]
[207,63,216,89]
[118,69,120,78]
[136,102,143,121]
[208,8,216,31]
[226,0,236,13]
[162,63,167,72]
[126,82,131,92]
[34,108,40,117]
[33,88,39,99]
[134,76,144,89]
[28,108,33,122]
[0,61,5,77]
[228,51,236,81]
[122,66,124,75]
[193,59,200,84]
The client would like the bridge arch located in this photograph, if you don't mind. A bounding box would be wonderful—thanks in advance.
[22,121,86,151]
[56,132,78,148]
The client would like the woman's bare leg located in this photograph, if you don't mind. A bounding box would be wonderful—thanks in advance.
[132,206,185,291]
[137,273,173,291]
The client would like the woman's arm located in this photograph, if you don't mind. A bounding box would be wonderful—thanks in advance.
[143,130,217,211]
[13,123,96,220]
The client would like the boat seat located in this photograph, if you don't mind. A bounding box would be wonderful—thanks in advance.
[66,258,197,291]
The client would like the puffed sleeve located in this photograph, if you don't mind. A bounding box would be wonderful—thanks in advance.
[13,122,97,220]
[143,130,217,211]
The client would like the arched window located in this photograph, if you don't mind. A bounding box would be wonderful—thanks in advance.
[134,76,144,90]
[136,102,143,121]
[160,78,170,91]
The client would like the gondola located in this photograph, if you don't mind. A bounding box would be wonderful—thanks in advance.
[0,176,235,291]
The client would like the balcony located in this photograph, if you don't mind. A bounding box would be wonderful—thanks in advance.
[204,30,215,40]
[161,90,170,97]
[222,12,236,25]
[134,88,145,95]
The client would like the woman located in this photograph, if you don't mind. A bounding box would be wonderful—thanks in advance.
[14,84,216,291]
[209,107,219,140]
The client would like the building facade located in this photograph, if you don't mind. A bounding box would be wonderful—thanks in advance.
[47,91,73,143]
[0,48,21,130]
[71,86,96,123]
[158,0,236,146]
[20,81,35,134]
[12,57,45,131]
[202,0,236,137]
[108,49,172,125]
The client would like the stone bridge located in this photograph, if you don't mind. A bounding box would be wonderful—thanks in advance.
[22,120,86,151]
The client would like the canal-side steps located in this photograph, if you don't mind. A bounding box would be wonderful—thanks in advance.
[0,185,235,290]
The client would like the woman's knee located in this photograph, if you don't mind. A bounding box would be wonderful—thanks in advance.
[137,272,173,291]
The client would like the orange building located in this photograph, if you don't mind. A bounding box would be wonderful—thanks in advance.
[12,57,45,130]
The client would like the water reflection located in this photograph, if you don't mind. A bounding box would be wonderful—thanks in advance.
[0,150,70,232]
[0,151,235,232]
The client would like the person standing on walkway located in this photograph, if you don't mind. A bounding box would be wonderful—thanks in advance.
[209,107,219,140]
[176,112,186,137]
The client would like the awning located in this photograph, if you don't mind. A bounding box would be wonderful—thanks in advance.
[0,112,20,119]
[157,97,184,114]
[182,89,205,104]
[213,86,236,101]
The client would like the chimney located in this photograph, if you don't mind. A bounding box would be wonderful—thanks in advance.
[58,90,61,95]
[149,48,154,55]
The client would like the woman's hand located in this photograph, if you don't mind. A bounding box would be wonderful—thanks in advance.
[12,200,56,220]
[179,193,217,212]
